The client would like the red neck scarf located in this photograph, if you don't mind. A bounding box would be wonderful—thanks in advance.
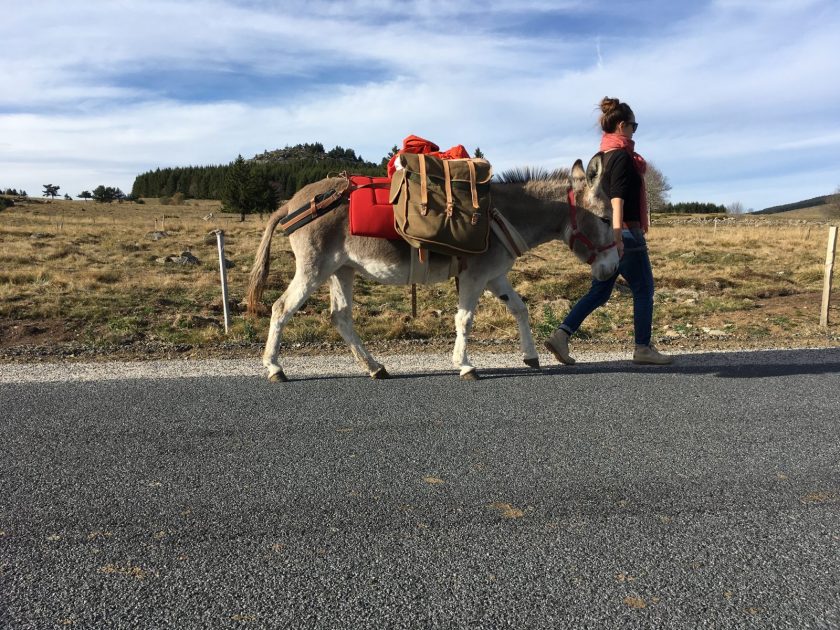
[599,133,649,232]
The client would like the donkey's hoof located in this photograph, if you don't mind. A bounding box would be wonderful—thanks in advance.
[371,367,390,380]
[268,370,288,383]
[524,357,541,369]
[460,369,480,381]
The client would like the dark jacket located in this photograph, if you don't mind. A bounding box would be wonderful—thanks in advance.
[603,150,642,223]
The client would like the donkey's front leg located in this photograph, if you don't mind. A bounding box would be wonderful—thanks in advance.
[329,267,388,379]
[486,274,540,369]
[452,277,484,380]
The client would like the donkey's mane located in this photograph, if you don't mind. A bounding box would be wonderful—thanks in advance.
[495,166,571,202]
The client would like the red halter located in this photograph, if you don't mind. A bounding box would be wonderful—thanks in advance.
[567,188,617,264]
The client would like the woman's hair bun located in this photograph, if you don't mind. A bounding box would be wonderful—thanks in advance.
[600,97,620,114]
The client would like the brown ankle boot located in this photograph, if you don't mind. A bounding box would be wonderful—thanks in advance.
[632,344,673,365]
[544,328,576,365]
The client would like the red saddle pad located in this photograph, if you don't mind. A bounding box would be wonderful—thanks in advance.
[348,175,401,240]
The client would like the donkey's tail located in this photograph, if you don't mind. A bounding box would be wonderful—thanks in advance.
[247,203,290,316]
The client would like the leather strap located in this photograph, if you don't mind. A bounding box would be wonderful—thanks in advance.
[468,160,479,208]
[351,181,389,191]
[279,188,344,233]
[419,154,428,216]
[490,208,528,258]
[443,159,454,217]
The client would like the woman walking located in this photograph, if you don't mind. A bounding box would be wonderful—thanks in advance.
[546,97,672,365]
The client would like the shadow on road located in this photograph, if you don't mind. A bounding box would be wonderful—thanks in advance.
[267,347,840,382]
[533,347,840,380]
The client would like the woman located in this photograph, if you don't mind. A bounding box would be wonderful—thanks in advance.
[545,97,672,365]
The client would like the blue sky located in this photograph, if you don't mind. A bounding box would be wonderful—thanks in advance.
[2,0,839,211]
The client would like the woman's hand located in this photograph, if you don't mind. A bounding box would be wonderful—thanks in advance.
[614,228,624,258]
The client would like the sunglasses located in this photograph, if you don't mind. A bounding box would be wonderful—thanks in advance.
[626,121,639,132]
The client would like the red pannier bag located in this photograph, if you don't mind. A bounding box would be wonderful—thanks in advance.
[348,175,401,240]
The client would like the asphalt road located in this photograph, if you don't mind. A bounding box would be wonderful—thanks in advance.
[1,348,839,629]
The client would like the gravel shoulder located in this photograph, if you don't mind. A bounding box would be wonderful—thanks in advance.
[2,342,838,383]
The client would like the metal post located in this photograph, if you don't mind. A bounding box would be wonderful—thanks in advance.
[216,230,231,333]
[820,225,837,328]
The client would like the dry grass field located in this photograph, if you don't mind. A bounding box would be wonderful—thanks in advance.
[1,196,838,361]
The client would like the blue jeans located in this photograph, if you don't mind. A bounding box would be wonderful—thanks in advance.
[560,228,654,346]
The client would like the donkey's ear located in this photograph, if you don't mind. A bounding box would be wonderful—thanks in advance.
[571,159,586,192]
[585,152,604,188]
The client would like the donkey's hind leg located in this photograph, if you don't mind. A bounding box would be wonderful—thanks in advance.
[329,267,388,379]
[263,266,330,381]
[486,274,540,369]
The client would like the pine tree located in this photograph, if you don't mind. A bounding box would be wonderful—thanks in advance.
[221,155,278,217]
[222,155,251,215]
[42,184,60,198]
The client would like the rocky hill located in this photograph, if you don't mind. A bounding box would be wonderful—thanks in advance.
[754,194,838,215]
[251,142,381,168]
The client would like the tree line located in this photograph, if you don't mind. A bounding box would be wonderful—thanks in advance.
[130,158,385,212]
[131,143,386,212]
[664,201,728,214]
[78,186,129,203]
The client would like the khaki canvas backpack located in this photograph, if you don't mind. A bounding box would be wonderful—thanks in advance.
[389,153,493,256]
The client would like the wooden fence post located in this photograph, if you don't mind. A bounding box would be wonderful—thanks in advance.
[820,225,838,327]
[216,230,231,333]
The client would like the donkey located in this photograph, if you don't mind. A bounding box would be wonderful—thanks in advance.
[247,157,618,381]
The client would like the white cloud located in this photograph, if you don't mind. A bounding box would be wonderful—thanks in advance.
[2,0,839,209]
